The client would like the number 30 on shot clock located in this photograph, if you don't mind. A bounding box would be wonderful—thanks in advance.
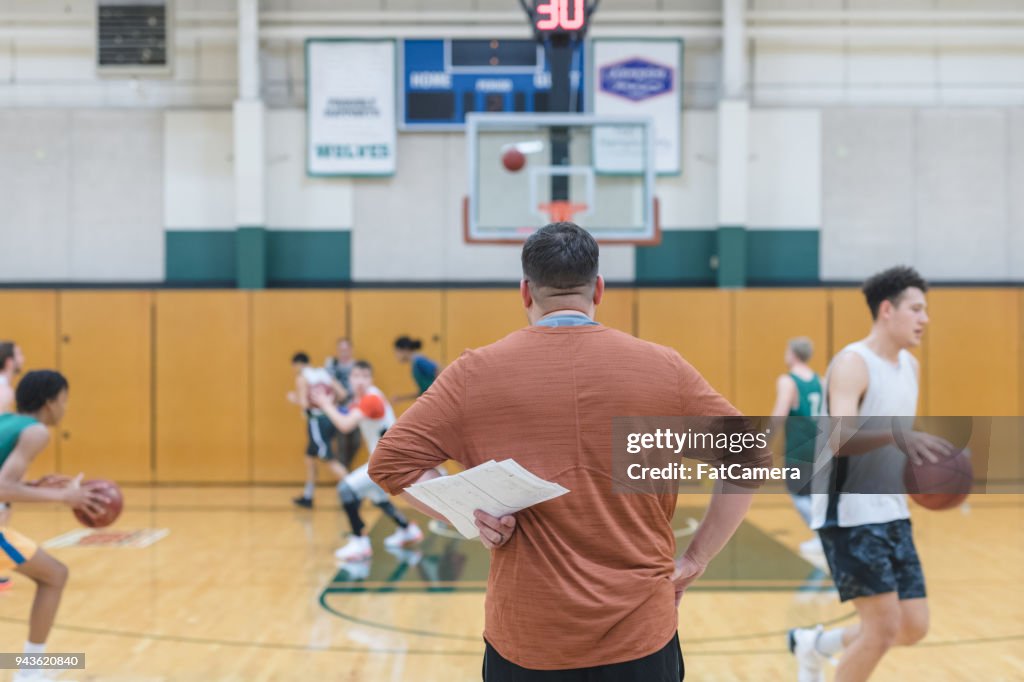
[533,0,588,33]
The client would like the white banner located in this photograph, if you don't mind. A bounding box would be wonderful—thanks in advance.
[592,39,682,175]
[307,40,396,176]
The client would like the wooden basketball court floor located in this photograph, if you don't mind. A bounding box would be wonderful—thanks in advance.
[0,488,1019,681]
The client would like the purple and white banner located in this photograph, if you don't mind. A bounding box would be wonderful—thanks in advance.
[592,39,682,175]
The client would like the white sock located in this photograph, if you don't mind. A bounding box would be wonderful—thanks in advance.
[303,482,315,498]
[815,628,845,657]
[23,641,45,655]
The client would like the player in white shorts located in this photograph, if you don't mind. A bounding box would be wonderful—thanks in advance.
[310,360,423,561]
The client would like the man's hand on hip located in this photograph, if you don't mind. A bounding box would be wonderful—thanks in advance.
[671,555,706,607]
[474,510,516,550]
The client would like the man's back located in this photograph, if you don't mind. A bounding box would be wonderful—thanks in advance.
[372,323,742,669]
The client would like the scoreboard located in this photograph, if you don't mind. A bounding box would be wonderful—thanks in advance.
[400,38,585,130]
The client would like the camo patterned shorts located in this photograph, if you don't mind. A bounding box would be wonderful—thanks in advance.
[818,519,927,602]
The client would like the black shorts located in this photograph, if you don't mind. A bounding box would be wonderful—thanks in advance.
[483,634,683,682]
[305,414,337,460]
[818,519,926,602]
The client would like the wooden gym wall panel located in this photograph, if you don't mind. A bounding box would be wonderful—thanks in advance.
[251,291,348,482]
[636,290,735,403]
[597,288,636,336]
[0,292,59,478]
[155,291,252,482]
[348,290,443,418]
[443,290,525,362]
[828,288,930,415]
[926,289,1020,417]
[827,289,868,357]
[733,290,828,416]
[58,292,153,482]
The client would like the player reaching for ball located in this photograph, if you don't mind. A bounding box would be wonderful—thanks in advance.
[308,361,422,561]
[789,267,955,682]
[0,370,109,681]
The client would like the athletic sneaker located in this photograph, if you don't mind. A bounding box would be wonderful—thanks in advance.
[384,522,424,549]
[335,535,372,562]
[789,625,826,682]
[292,496,314,509]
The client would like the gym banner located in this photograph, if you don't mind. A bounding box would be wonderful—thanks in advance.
[306,39,397,176]
[592,39,682,175]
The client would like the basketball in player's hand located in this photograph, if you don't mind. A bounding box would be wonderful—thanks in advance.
[904,448,972,511]
[502,148,526,172]
[73,479,124,528]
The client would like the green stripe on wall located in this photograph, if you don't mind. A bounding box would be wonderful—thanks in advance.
[746,230,820,284]
[635,228,820,286]
[166,231,236,284]
[237,226,267,289]
[717,226,747,288]
[635,230,716,284]
[267,230,350,284]
[166,230,351,286]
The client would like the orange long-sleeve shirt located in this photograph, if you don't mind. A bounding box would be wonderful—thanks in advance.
[370,323,767,670]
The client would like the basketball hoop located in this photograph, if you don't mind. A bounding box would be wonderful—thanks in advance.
[537,201,590,223]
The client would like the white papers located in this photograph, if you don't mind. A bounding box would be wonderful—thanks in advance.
[404,460,569,539]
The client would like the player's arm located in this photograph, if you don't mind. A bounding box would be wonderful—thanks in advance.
[294,375,310,410]
[827,352,950,463]
[768,374,797,437]
[329,378,349,405]
[770,375,797,418]
[309,386,361,433]
[0,385,13,413]
[0,425,108,512]
[826,352,896,456]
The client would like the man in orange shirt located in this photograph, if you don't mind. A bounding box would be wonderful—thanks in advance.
[370,222,770,681]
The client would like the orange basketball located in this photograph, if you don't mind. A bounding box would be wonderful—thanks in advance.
[73,479,124,528]
[904,449,972,511]
[502,148,526,172]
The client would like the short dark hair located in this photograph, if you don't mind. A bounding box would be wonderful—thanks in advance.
[16,370,68,414]
[0,342,14,371]
[862,266,928,320]
[352,360,373,373]
[521,222,599,291]
[394,336,421,352]
[292,352,310,364]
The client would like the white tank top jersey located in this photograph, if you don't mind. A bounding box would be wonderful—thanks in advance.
[357,386,396,454]
[301,366,334,415]
[811,341,918,529]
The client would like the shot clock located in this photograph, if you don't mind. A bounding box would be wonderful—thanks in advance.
[521,0,598,39]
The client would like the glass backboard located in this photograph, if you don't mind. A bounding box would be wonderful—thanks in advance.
[465,113,660,244]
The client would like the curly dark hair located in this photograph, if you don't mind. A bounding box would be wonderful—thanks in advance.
[15,370,68,414]
[862,266,928,320]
